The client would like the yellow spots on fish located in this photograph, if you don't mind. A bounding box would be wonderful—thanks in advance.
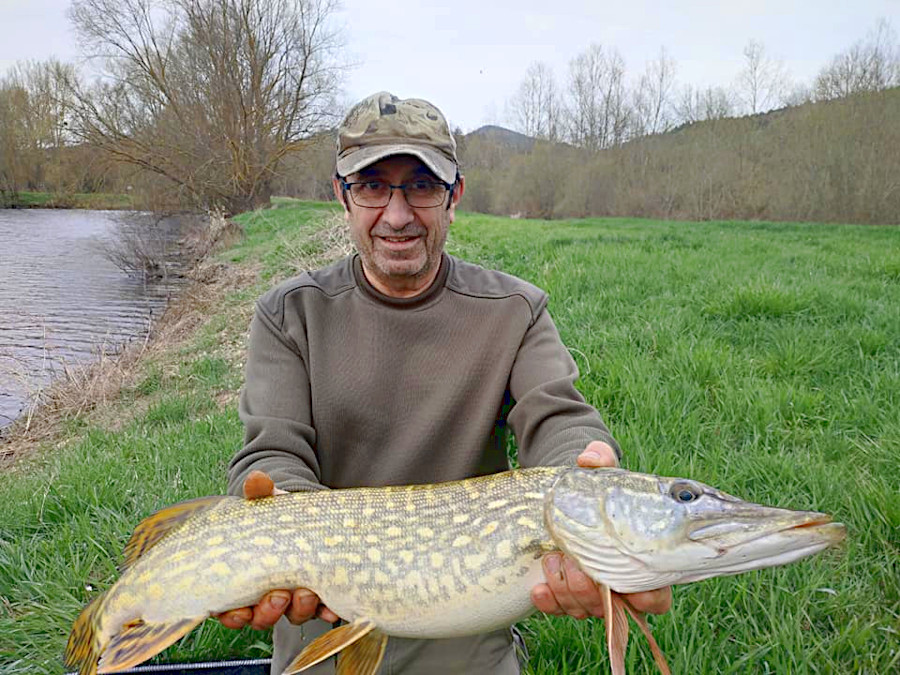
[417,527,434,539]
[306,506,320,515]
[405,502,416,512]
[517,517,539,530]
[278,514,294,523]
[523,492,545,500]
[374,570,390,585]
[452,535,472,548]
[362,507,375,517]
[210,562,231,576]
[261,554,280,569]
[324,535,344,547]
[506,505,531,516]
[365,534,380,544]
[146,583,164,600]
[464,553,488,570]
[399,550,414,564]
[385,526,402,538]
[496,539,512,559]
[333,567,349,585]
[340,551,363,564]
[356,569,371,585]
[518,534,536,549]
[439,574,456,590]
[204,546,229,560]
[487,499,508,509]
[252,535,274,547]
[430,552,444,569]
[294,537,311,551]
[342,517,357,528]
[452,513,469,524]
[206,535,224,546]
[481,521,499,537]
[367,548,382,563]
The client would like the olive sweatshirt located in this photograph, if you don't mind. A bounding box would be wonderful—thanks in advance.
[229,252,617,495]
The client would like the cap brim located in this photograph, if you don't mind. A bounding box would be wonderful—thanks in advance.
[337,144,457,184]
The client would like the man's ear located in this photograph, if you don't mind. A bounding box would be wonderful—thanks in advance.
[332,177,350,215]
[448,174,465,223]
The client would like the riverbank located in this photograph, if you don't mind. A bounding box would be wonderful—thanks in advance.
[1,205,897,673]
[1,190,134,210]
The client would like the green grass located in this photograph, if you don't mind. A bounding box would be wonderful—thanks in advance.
[0,204,897,673]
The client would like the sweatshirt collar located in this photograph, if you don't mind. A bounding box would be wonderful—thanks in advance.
[352,253,450,308]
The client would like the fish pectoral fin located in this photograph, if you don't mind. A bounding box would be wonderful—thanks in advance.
[282,618,378,674]
[336,630,388,675]
[603,585,630,675]
[622,599,672,675]
[97,616,204,673]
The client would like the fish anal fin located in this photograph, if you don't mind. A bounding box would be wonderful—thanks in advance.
[282,618,377,674]
[603,585,630,675]
[122,496,227,570]
[336,630,388,675]
[622,599,672,675]
[96,616,204,672]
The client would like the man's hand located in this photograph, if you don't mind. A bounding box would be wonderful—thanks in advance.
[216,471,339,630]
[530,441,673,619]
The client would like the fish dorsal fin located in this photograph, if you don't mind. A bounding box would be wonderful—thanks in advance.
[603,585,630,675]
[622,599,672,675]
[97,616,204,673]
[336,630,388,675]
[282,618,377,674]
[121,496,226,570]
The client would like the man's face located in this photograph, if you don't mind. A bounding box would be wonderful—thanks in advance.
[333,155,464,298]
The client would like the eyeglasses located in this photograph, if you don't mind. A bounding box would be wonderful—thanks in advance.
[341,179,453,208]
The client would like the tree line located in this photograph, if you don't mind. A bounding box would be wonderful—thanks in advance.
[1,5,897,224]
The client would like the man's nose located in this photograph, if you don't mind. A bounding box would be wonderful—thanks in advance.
[382,186,415,227]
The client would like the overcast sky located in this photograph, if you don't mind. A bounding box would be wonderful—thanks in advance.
[1,0,898,131]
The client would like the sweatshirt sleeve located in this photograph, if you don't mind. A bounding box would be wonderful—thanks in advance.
[227,300,327,496]
[507,306,620,468]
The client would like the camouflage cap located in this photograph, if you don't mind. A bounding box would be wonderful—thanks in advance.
[336,92,458,184]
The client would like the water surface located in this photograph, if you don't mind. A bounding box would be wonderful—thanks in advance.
[0,209,183,430]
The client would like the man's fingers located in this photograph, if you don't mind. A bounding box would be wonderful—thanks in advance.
[285,588,320,625]
[249,589,291,630]
[576,441,618,469]
[561,557,606,617]
[625,586,672,615]
[540,554,591,620]
[217,606,252,629]
[243,470,276,500]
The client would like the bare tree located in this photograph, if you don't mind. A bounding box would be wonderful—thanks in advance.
[814,18,900,100]
[631,47,677,137]
[565,44,629,150]
[508,61,562,141]
[675,85,735,124]
[67,0,345,215]
[736,40,788,115]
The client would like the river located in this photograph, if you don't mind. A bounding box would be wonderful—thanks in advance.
[0,209,185,431]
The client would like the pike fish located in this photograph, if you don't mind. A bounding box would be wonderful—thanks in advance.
[66,467,845,675]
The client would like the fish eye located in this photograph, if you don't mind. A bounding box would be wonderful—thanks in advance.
[670,482,701,503]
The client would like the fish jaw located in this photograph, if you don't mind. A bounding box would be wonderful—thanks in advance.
[545,467,846,594]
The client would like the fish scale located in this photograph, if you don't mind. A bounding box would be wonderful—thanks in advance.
[66,466,845,675]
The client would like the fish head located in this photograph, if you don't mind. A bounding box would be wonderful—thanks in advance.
[544,467,846,594]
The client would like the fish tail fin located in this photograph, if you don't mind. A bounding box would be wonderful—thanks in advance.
[66,591,107,675]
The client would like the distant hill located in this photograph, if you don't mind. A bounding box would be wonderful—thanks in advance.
[464,125,535,152]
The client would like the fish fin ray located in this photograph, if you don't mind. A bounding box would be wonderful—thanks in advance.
[282,618,377,674]
[336,630,388,675]
[66,591,108,675]
[96,616,204,672]
[603,585,629,675]
[122,496,227,570]
[623,600,672,675]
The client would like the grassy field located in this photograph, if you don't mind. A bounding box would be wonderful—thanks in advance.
[0,191,133,210]
[0,202,897,673]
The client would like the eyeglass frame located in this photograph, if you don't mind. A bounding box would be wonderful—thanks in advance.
[336,171,460,211]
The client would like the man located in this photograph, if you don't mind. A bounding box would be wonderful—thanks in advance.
[220,92,671,673]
